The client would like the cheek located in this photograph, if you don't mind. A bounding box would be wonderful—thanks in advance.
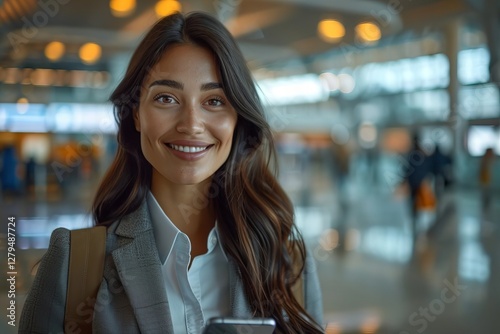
[220,123,237,150]
[138,114,161,137]
[216,114,238,143]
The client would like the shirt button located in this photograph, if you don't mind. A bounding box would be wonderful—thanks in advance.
[211,236,217,245]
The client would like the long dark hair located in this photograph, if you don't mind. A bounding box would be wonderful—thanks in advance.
[92,11,323,333]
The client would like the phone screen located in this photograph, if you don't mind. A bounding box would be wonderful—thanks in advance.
[203,317,276,334]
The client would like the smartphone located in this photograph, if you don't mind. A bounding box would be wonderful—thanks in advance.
[203,317,276,334]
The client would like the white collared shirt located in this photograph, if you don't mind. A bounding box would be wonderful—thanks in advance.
[147,192,231,334]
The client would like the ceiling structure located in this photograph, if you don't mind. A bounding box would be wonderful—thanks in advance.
[0,0,497,78]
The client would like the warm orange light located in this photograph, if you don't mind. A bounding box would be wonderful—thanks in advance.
[326,322,342,334]
[110,0,136,17]
[318,19,345,43]
[356,22,381,43]
[360,316,381,334]
[155,0,181,18]
[30,69,55,86]
[4,68,20,84]
[79,43,102,65]
[45,41,65,62]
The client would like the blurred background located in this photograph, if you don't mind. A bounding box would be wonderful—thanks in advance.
[0,0,499,333]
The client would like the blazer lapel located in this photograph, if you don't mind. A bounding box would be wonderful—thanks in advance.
[111,202,174,333]
[229,261,252,318]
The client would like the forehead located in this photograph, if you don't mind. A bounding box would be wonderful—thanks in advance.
[144,44,220,83]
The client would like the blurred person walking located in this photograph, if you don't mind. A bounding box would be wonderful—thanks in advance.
[0,145,22,196]
[402,135,435,250]
[479,147,495,217]
[25,156,36,194]
[329,139,351,253]
[330,139,350,195]
[431,145,453,201]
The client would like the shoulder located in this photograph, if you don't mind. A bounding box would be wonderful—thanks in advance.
[49,227,71,245]
[36,228,71,270]
[103,200,153,238]
[302,245,324,326]
[32,227,71,259]
[19,229,72,333]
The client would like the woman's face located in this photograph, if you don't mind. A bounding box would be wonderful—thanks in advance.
[135,43,238,188]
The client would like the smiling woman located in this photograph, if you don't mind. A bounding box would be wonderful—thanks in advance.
[19,11,324,334]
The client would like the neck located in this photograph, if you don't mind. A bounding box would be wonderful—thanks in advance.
[150,174,216,241]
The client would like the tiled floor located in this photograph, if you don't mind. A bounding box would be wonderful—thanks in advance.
[1,152,499,334]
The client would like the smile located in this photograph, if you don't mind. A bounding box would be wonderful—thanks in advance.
[168,144,209,153]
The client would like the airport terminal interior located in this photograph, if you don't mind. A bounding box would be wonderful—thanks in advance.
[1,0,500,333]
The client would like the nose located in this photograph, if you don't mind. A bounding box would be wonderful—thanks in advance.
[175,104,205,135]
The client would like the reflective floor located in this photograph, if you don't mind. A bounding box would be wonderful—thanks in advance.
[1,151,499,334]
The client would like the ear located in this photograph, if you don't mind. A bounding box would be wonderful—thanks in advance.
[133,109,140,132]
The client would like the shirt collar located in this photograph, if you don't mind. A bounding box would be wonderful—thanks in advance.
[146,191,229,264]
[147,191,180,264]
[207,226,229,262]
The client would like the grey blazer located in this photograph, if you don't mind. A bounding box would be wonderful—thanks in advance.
[19,202,324,333]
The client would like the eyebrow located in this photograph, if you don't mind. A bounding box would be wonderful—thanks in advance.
[148,79,223,91]
[200,82,223,91]
[149,79,183,90]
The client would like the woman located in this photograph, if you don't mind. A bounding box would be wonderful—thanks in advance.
[19,11,324,334]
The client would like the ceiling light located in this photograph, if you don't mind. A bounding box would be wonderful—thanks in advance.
[318,19,345,43]
[110,0,136,17]
[17,97,29,104]
[338,73,355,93]
[79,43,102,65]
[155,0,181,18]
[45,41,65,62]
[319,72,340,92]
[356,22,381,43]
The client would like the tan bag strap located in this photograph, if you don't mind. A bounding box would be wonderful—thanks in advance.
[291,268,305,308]
[64,226,106,333]
[291,246,305,308]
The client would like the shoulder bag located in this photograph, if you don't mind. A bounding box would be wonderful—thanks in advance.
[64,226,106,333]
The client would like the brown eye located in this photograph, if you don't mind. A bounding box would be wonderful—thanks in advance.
[205,97,224,107]
[154,94,177,104]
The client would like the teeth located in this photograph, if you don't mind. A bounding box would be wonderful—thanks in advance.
[169,144,208,153]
